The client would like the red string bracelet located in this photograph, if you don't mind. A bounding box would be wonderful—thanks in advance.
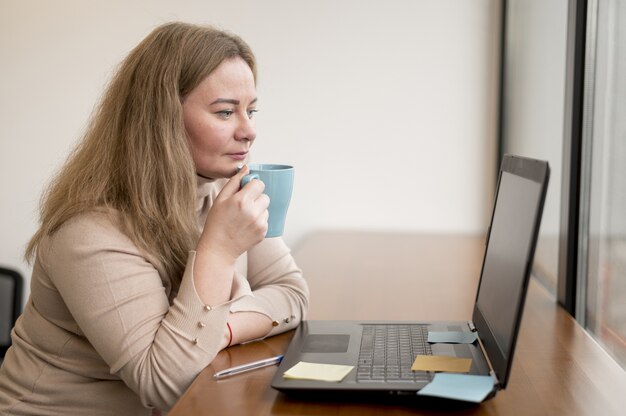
[226,322,233,347]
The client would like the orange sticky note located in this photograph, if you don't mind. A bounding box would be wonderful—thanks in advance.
[411,355,472,373]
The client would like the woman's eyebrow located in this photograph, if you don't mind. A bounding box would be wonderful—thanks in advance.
[210,98,239,105]
[210,97,258,106]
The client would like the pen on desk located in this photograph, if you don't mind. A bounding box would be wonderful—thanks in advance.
[213,355,284,380]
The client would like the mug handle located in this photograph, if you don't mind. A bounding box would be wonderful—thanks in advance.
[241,173,260,188]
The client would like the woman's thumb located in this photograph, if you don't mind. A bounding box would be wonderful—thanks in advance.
[217,164,249,199]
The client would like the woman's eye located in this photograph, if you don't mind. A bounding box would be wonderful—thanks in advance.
[247,109,258,119]
[216,110,234,119]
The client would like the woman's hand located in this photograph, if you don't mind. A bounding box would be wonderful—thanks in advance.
[198,165,269,264]
[192,166,269,307]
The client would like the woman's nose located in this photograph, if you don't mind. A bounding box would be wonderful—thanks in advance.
[235,114,256,142]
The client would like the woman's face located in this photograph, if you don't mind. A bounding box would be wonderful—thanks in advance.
[183,57,257,179]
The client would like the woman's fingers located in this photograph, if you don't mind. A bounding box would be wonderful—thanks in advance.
[216,164,250,201]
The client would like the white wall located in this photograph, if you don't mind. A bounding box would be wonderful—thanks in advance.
[0,0,500,295]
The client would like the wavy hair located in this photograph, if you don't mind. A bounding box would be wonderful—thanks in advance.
[26,22,257,286]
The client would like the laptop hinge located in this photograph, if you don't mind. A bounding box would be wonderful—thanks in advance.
[469,321,501,389]
[489,370,499,387]
[467,321,477,332]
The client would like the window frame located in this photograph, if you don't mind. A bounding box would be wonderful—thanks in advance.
[497,0,587,316]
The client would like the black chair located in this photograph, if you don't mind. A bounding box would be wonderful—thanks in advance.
[0,267,24,359]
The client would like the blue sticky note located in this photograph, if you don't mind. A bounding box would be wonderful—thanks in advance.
[427,331,478,344]
[417,373,494,403]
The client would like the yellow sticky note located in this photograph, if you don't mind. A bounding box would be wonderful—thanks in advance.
[283,361,354,382]
[411,355,472,373]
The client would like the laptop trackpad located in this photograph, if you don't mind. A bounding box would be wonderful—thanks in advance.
[302,334,350,353]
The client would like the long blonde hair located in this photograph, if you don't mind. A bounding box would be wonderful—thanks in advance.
[26,22,257,286]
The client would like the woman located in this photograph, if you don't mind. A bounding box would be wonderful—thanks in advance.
[0,22,309,415]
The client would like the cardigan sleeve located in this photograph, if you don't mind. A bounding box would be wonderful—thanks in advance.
[41,212,251,411]
[229,236,310,336]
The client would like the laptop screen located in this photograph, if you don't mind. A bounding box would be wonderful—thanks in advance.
[472,155,549,388]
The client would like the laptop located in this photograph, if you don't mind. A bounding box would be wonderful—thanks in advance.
[271,154,550,399]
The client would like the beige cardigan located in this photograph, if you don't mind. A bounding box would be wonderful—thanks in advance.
[0,178,309,415]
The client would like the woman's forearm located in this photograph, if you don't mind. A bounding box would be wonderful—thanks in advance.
[192,248,236,307]
[227,311,273,345]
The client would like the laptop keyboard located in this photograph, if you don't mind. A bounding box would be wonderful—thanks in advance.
[356,324,432,383]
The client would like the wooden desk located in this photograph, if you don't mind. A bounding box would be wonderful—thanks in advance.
[169,231,626,415]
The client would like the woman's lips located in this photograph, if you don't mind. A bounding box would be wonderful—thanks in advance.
[227,152,248,161]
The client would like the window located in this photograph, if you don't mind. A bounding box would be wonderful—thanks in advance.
[500,0,569,292]
[578,0,626,369]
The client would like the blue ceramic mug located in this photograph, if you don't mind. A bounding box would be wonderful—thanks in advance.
[241,164,294,238]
